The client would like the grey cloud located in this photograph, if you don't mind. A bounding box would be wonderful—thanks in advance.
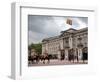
[28,15,88,44]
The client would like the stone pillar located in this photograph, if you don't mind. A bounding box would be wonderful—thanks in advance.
[78,48,82,60]
[58,51,61,60]
[69,37,73,49]
[65,49,68,60]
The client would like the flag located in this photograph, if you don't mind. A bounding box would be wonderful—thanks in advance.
[66,18,72,25]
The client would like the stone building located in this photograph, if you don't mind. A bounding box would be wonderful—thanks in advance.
[42,27,88,60]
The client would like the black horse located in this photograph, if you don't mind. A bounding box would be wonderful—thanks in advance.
[28,55,40,64]
[28,54,51,64]
[40,54,50,64]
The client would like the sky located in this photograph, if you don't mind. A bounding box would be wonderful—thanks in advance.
[28,15,88,44]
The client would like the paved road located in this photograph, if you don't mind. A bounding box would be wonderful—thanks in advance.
[28,59,88,67]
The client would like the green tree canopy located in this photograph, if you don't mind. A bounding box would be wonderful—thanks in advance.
[28,43,42,55]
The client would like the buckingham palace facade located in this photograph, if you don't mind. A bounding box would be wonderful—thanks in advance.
[42,27,88,60]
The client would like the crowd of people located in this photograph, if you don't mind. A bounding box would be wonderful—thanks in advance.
[28,50,88,64]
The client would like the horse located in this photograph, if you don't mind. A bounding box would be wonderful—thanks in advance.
[28,55,40,64]
[41,54,50,64]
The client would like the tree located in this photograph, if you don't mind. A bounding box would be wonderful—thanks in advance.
[28,43,34,56]
[28,43,42,56]
[34,43,42,55]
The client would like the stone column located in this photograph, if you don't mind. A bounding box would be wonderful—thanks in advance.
[80,49,83,60]
[78,48,82,60]
[69,36,73,49]
[65,49,68,60]
[58,50,61,60]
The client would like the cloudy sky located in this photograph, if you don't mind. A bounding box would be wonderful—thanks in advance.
[28,15,88,44]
